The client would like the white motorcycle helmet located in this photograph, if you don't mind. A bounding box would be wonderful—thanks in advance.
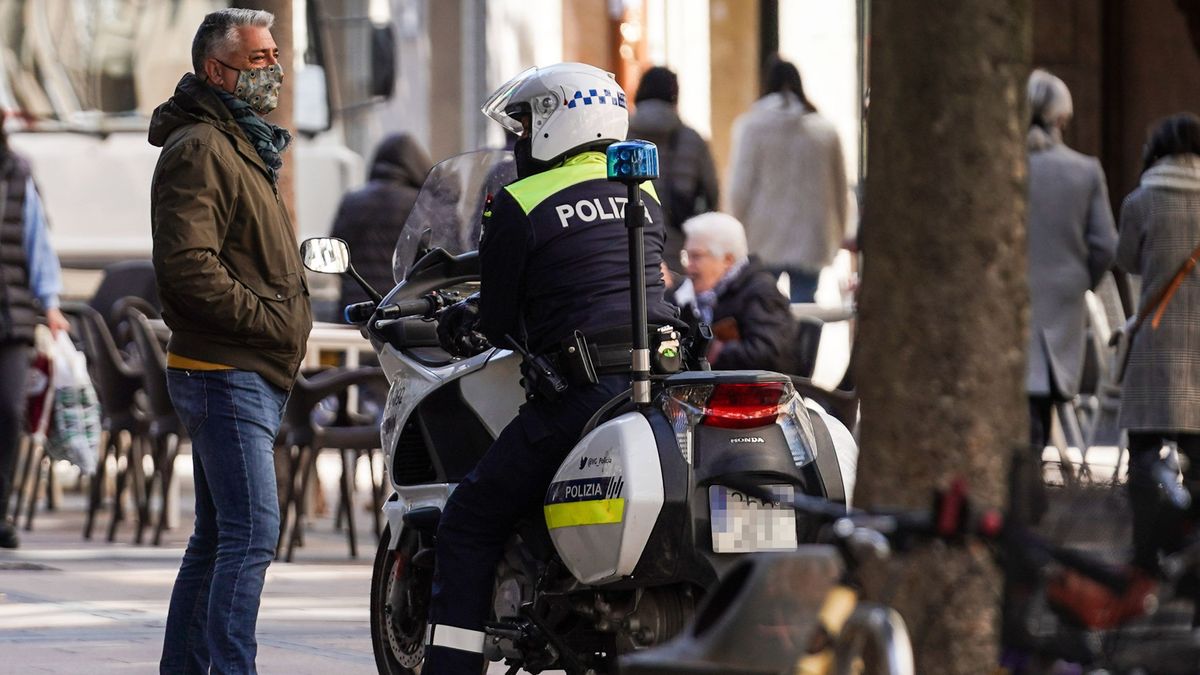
[483,62,629,177]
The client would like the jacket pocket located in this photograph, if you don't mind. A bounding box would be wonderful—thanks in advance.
[243,271,305,303]
[241,272,308,350]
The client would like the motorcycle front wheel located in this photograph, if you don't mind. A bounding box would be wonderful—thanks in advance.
[371,524,430,675]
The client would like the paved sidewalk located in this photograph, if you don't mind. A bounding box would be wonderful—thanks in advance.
[0,460,378,675]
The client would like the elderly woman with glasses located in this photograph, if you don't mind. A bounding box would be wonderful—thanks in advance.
[670,212,796,372]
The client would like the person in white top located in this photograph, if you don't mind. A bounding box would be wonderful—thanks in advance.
[726,55,848,303]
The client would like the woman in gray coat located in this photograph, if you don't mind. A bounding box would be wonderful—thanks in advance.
[1025,70,1118,451]
[1117,113,1200,577]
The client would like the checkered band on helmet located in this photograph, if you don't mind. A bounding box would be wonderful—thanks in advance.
[566,89,628,110]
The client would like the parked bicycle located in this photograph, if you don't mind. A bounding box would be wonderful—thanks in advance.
[621,479,1200,675]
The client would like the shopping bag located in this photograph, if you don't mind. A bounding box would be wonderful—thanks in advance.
[24,325,55,437]
[45,330,100,475]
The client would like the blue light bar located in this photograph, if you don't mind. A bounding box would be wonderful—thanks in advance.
[607,140,660,182]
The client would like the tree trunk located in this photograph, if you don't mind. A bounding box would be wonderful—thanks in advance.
[855,2,1030,673]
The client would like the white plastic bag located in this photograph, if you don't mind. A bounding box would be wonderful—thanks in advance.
[45,330,100,475]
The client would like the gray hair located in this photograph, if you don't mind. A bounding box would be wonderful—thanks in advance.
[1028,68,1073,129]
[191,8,275,74]
[682,212,748,262]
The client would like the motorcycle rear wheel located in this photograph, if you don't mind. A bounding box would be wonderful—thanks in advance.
[371,524,428,675]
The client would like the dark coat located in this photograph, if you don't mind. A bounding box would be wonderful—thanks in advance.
[331,134,431,306]
[1116,155,1200,432]
[0,152,36,345]
[628,100,719,274]
[149,73,313,390]
[1025,139,1117,397]
[674,260,796,372]
[478,152,678,355]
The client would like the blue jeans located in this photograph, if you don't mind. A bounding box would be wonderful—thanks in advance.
[160,369,288,675]
[766,266,820,304]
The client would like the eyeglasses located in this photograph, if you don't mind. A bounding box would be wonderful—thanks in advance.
[681,249,712,267]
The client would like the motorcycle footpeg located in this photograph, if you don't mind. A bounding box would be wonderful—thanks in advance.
[411,547,437,570]
[486,619,556,663]
[485,620,529,642]
[402,506,442,533]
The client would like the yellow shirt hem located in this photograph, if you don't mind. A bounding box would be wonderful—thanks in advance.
[166,353,234,371]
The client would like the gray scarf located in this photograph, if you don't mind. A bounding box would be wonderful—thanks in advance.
[695,258,749,324]
[215,89,291,184]
[1142,154,1200,192]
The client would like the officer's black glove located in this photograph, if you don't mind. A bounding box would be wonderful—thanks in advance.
[436,294,491,357]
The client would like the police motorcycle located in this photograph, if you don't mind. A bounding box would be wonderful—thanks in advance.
[300,144,856,675]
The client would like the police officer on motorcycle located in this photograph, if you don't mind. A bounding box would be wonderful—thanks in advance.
[424,62,680,674]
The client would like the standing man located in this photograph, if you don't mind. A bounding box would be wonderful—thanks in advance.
[0,119,69,549]
[424,62,680,674]
[148,8,311,673]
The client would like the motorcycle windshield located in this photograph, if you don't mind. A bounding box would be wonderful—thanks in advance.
[392,149,517,284]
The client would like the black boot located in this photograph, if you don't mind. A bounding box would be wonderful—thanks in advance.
[1011,445,1047,526]
[1127,450,1168,574]
[0,519,19,549]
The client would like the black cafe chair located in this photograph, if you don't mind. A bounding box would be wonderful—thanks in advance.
[118,299,185,546]
[276,366,388,562]
[89,260,159,340]
[10,332,58,532]
[60,301,147,542]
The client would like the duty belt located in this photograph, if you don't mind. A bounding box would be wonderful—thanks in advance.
[546,342,633,378]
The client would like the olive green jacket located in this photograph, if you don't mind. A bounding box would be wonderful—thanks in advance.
[149,74,311,390]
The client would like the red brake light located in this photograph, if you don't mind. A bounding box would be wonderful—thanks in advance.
[701,382,790,429]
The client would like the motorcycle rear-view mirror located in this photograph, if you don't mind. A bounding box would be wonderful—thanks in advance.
[300,237,383,303]
[301,237,350,274]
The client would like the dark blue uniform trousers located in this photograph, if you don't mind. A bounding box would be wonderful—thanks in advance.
[423,374,628,674]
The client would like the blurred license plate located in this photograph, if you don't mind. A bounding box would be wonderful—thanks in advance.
[709,485,797,553]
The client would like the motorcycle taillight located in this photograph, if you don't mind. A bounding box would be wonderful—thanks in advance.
[701,382,791,429]
[658,380,812,465]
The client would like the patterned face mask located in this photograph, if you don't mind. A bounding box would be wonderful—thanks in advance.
[218,60,284,114]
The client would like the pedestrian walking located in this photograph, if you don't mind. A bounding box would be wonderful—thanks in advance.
[628,66,719,279]
[0,118,69,550]
[330,132,431,309]
[1116,112,1200,579]
[148,8,312,673]
[726,55,848,303]
[1024,69,1117,452]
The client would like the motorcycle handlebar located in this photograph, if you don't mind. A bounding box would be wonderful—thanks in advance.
[344,301,377,324]
[787,487,984,540]
[343,295,441,327]
[377,296,439,321]
[792,490,1139,595]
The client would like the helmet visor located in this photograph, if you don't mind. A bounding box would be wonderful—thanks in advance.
[482,66,537,135]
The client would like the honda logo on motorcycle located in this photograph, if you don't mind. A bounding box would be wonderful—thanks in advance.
[730,437,766,444]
